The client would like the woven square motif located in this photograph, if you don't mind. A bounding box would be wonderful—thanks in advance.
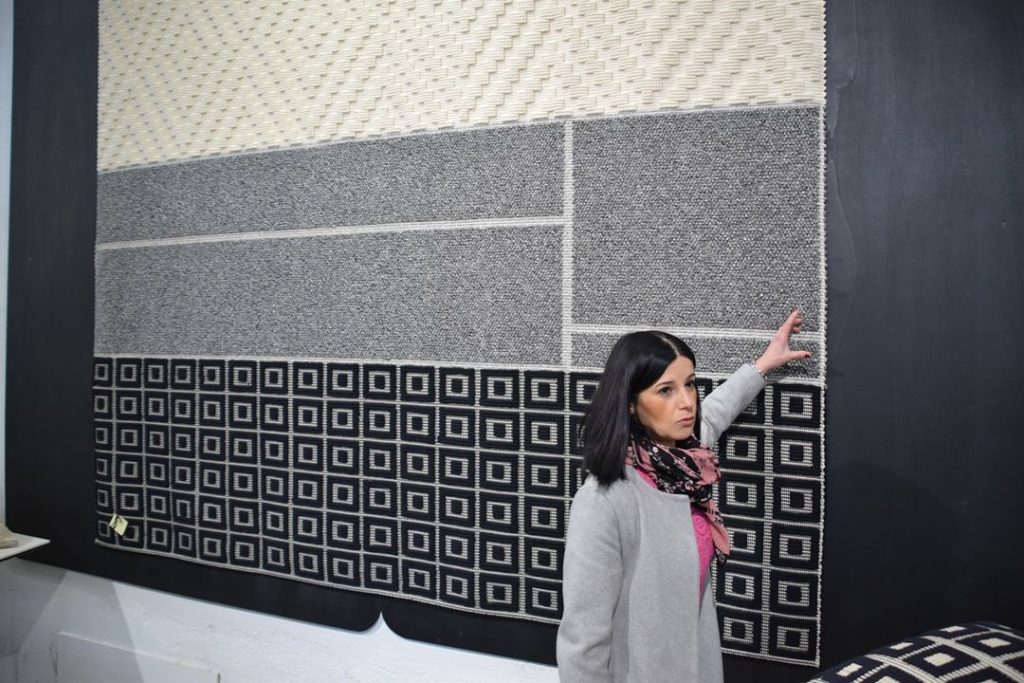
[95,355,824,663]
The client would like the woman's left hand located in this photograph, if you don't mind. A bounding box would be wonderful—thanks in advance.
[754,309,813,374]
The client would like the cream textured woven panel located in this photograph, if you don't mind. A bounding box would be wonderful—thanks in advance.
[98,0,825,171]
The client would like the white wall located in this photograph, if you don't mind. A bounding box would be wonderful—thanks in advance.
[0,4,557,680]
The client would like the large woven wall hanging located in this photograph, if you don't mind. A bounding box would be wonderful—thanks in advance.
[95,0,827,666]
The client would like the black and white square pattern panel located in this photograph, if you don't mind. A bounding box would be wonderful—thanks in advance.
[712,378,826,664]
[94,357,825,662]
[810,623,1024,683]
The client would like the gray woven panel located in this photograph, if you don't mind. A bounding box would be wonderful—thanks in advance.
[572,106,821,333]
[97,124,564,243]
[94,108,826,666]
[572,333,821,377]
[95,227,564,363]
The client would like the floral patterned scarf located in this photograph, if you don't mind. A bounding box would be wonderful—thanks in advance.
[626,429,732,563]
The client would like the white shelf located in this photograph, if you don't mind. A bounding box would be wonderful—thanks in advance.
[0,532,50,562]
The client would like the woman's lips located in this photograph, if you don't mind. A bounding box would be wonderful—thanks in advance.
[677,416,694,425]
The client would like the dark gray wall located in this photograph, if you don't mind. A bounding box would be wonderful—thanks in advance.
[730,3,1024,679]
[817,0,1024,662]
[7,1,1023,681]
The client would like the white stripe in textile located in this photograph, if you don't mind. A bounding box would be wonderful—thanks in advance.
[814,101,829,669]
[569,323,824,344]
[95,216,567,251]
[561,120,575,367]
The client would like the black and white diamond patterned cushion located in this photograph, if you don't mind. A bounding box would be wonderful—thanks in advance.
[809,622,1024,682]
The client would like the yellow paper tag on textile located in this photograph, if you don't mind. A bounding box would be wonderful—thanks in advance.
[108,514,128,536]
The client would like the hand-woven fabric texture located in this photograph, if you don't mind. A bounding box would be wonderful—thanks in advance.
[93,357,824,646]
[94,109,827,665]
[96,0,827,667]
[98,0,825,171]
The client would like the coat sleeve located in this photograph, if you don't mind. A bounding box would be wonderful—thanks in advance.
[557,484,623,683]
[700,363,766,446]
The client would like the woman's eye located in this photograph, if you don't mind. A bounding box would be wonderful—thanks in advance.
[658,386,672,395]
[685,380,696,389]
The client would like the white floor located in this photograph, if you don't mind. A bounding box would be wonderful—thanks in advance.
[0,559,559,683]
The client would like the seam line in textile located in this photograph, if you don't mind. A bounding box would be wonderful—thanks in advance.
[257,404,266,583]
[569,324,824,344]
[560,102,824,128]
[723,513,820,530]
[726,559,819,577]
[110,384,119,546]
[102,479,575,514]
[718,424,823,436]
[761,388,775,656]
[98,103,825,175]
[105,404,578,419]
[716,603,817,620]
[191,384,201,548]
[102,506,568,540]
[719,468,821,484]
[209,384,220,552]
[816,0,829,664]
[92,352,827,385]
[96,216,567,251]
[513,371,528,614]
[561,121,574,368]
[356,378,367,594]
[96,353,594,372]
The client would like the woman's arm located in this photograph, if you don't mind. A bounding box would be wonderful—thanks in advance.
[700,309,812,445]
[557,484,623,683]
[699,364,765,446]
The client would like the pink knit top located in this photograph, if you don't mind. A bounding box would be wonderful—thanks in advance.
[634,468,714,594]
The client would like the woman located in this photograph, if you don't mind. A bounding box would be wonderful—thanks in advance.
[556,310,811,683]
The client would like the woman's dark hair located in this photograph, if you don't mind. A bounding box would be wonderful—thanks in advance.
[580,331,699,486]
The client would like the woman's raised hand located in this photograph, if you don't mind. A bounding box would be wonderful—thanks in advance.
[754,309,813,374]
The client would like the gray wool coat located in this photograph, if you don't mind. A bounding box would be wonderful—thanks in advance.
[556,363,766,683]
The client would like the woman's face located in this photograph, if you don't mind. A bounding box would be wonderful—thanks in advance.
[632,355,698,447]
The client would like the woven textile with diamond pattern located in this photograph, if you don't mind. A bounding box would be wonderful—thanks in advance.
[808,623,1024,682]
